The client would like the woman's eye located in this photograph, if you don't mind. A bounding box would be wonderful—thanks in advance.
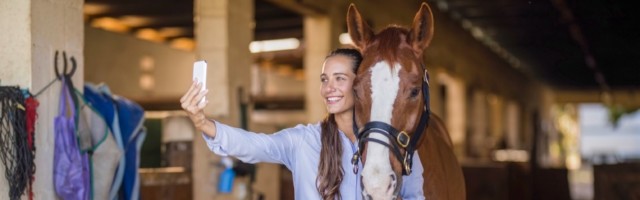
[410,88,420,98]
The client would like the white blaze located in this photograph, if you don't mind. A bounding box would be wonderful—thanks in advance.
[361,61,402,199]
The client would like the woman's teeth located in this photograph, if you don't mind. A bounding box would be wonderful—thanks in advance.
[327,97,342,103]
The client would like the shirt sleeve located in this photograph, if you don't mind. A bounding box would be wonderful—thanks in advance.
[202,121,309,169]
[400,151,426,200]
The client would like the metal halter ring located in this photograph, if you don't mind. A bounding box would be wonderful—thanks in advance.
[404,153,412,174]
[423,69,429,85]
[353,163,359,174]
[396,131,410,148]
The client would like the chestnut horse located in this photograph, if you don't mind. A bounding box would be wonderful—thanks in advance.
[347,3,466,200]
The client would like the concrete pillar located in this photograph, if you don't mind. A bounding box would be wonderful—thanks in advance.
[304,16,332,123]
[437,73,467,157]
[427,66,449,119]
[471,90,488,158]
[489,94,504,148]
[0,0,84,198]
[505,101,520,149]
[192,0,253,199]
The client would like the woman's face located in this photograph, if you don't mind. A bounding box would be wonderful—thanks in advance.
[320,55,356,115]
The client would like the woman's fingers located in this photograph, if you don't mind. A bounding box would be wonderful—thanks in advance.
[186,82,202,104]
[197,100,209,110]
[186,97,207,114]
[180,82,196,109]
[190,88,209,106]
[181,82,202,110]
[180,81,196,103]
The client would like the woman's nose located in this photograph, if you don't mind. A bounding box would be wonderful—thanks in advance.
[325,82,336,92]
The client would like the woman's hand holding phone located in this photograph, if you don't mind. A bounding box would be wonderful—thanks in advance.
[181,60,217,137]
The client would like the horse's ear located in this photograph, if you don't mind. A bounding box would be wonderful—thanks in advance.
[408,3,434,52]
[347,4,373,50]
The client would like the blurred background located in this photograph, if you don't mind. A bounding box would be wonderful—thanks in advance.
[1,0,639,199]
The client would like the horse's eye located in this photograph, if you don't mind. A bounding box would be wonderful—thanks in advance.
[409,88,420,98]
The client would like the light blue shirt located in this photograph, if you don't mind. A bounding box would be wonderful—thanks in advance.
[203,121,425,200]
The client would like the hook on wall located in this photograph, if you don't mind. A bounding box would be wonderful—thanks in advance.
[32,50,78,97]
[54,51,77,80]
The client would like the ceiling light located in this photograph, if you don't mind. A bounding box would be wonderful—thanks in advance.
[250,38,300,53]
[135,28,165,42]
[139,74,155,91]
[91,17,129,33]
[437,1,449,11]
[170,38,195,51]
[339,33,353,45]
[158,27,189,38]
[471,27,484,39]
[119,15,154,27]
[84,3,111,15]
[139,56,155,72]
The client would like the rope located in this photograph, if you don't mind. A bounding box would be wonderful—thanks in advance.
[0,86,36,200]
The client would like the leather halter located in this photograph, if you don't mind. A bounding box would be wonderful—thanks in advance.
[351,64,431,176]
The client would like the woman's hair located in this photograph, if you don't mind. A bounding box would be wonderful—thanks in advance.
[317,48,362,200]
[326,48,363,71]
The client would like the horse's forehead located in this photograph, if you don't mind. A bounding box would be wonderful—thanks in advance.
[362,29,420,72]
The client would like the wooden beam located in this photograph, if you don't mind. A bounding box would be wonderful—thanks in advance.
[255,17,302,31]
[262,0,326,16]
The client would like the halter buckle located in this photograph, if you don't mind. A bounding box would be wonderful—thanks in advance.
[396,131,410,148]
[351,151,360,174]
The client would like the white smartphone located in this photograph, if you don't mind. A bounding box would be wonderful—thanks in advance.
[193,60,207,105]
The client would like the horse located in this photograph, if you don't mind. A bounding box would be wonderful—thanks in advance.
[347,3,466,200]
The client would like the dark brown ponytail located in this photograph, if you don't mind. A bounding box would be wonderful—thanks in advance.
[317,114,344,200]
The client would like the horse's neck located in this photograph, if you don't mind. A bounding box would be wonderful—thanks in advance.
[423,113,453,148]
[419,112,466,200]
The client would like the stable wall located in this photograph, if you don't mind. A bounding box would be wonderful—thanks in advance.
[85,27,195,102]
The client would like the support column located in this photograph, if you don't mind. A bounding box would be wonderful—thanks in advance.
[489,94,504,149]
[505,101,520,149]
[471,91,488,158]
[444,74,467,157]
[304,16,332,123]
[192,0,253,199]
[0,0,84,198]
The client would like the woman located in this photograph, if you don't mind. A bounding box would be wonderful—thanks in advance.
[181,49,424,199]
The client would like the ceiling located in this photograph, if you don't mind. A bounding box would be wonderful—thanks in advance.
[84,0,639,90]
[436,0,640,89]
[84,0,302,43]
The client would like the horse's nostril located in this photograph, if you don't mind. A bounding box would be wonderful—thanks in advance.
[362,190,372,200]
[388,173,397,191]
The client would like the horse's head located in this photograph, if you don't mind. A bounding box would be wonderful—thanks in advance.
[347,3,434,199]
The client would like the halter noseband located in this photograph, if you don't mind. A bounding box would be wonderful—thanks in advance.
[351,64,431,176]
